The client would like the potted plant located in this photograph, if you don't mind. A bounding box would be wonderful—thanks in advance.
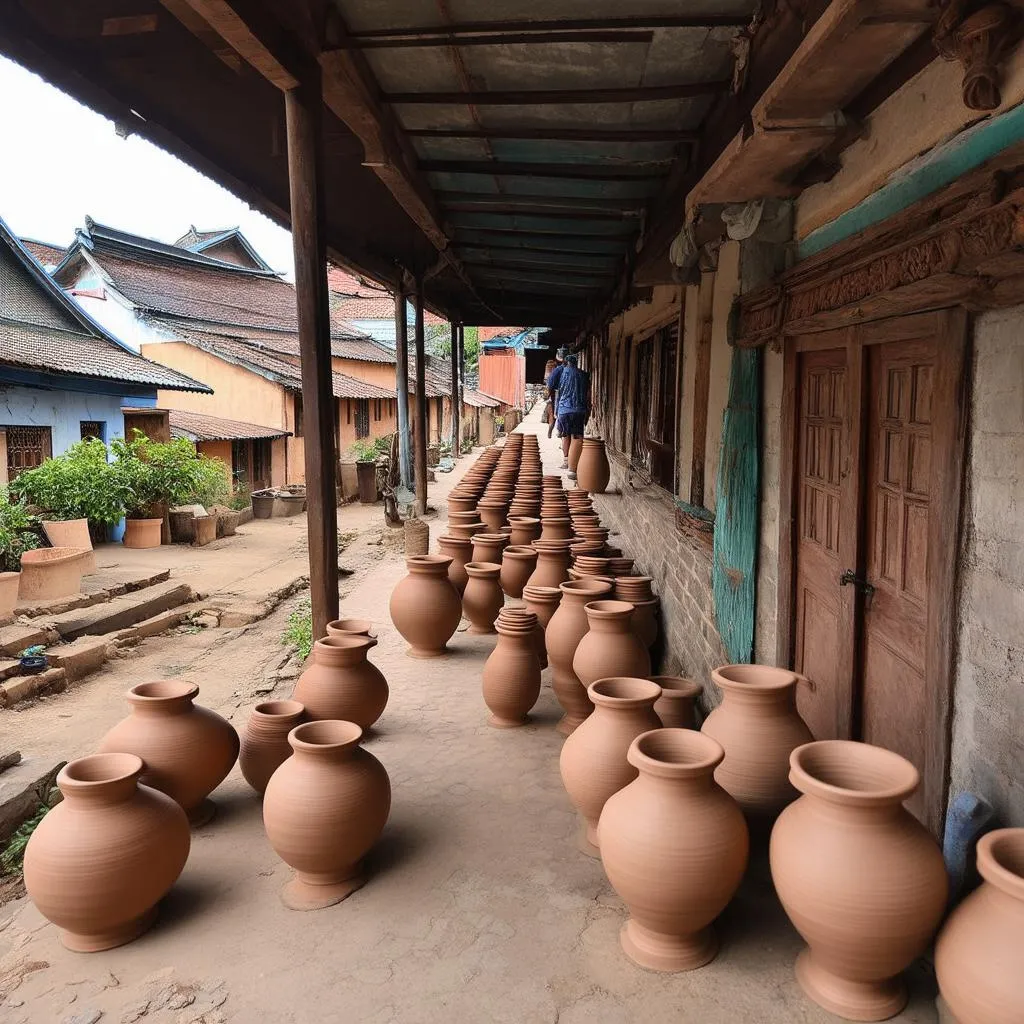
[349,438,388,505]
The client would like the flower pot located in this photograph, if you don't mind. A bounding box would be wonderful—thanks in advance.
[263,720,391,910]
[770,741,947,1021]
[540,517,573,542]
[481,609,542,728]
[18,546,89,601]
[0,571,19,617]
[123,517,162,549]
[651,677,702,729]
[240,700,306,795]
[462,561,504,634]
[42,519,96,574]
[437,535,473,595]
[560,677,662,855]
[24,752,190,952]
[572,600,651,691]
[499,545,537,599]
[192,514,217,547]
[576,438,611,493]
[599,729,748,971]
[326,618,375,639]
[936,827,1024,1024]
[389,554,463,658]
[98,680,240,827]
[274,493,307,517]
[252,491,275,519]
[293,636,389,729]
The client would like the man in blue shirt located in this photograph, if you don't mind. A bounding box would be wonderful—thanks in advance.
[549,353,589,476]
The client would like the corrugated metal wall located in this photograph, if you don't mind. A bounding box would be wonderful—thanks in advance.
[479,350,525,409]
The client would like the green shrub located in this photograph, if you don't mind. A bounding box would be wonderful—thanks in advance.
[228,486,252,511]
[0,488,41,572]
[282,598,313,660]
[189,457,231,509]
[110,431,219,518]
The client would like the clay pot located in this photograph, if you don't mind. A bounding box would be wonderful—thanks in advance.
[389,554,462,657]
[526,539,573,590]
[770,741,947,1020]
[463,561,504,634]
[477,499,509,532]
[240,700,305,794]
[500,606,547,671]
[447,494,478,514]
[936,827,1024,1024]
[18,546,89,601]
[326,618,374,638]
[568,436,584,472]
[608,557,634,576]
[576,438,611,493]
[437,534,473,594]
[481,610,542,728]
[630,598,660,648]
[123,517,162,549]
[614,576,654,602]
[701,664,813,820]
[448,510,482,529]
[23,753,190,952]
[560,678,662,855]
[572,600,651,691]
[263,720,391,910]
[545,579,613,735]
[0,571,18,616]
[499,545,537,599]
[540,517,573,542]
[651,677,702,729]
[448,520,484,541]
[99,681,239,826]
[522,584,560,631]
[471,532,508,565]
[599,729,749,971]
[508,517,541,546]
[42,518,96,574]
[293,636,389,729]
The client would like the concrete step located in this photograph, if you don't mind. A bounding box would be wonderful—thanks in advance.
[0,622,59,658]
[0,754,64,843]
[44,581,196,641]
[0,667,67,708]
[13,567,172,619]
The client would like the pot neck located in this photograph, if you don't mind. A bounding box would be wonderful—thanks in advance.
[58,753,144,806]
[313,637,375,665]
[976,829,1024,903]
[126,683,198,716]
[289,721,362,761]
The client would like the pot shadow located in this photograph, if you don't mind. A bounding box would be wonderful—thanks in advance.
[152,875,223,939]
[195,788,262,831]
[362,820,426,882]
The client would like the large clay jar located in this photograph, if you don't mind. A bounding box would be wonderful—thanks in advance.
[481,609,542,728]
[560,677,662,855]
[437,534,473,595]
[99,681,239,826]
[599,729,749,971]
[389,554,462,657]
[24,752,190,951]
[293,636,388,729]
[263,720,391,910]
[576,438,611,493]
[240,700,305,794]
[936,828,1024,1024]
[651,677,702,729]
[770,740,948,1021]
[527,539,572,590]
[499,545,537,599]
[567,436,584,473]
[462,561,504,634]
[572,600,651,690]
[546,579,613,735]
[701,664,812,821]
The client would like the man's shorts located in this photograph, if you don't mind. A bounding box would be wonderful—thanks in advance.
[556,411,586,436]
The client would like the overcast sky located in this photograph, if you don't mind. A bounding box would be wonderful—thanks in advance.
[0,55,295,276]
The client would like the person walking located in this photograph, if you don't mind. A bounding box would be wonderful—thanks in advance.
[545,348,566,442]
[550,353,589,478]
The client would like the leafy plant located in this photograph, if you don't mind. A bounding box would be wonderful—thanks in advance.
[0,488,42,572]
[282,598,313,660]
[110,431,218,518]
[349,434,393,463]
[188,457,231,509]
[0,784,58,876]
[228,486,252,511]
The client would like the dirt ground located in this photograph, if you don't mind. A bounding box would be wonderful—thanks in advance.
[0,411,941,1024]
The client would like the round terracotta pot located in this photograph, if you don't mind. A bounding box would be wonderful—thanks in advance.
[560,677,662,855]
[481,610,542,728]
[522,584,560,630]
[98,680,239,826]
[936,827,1024,1024]
[526,540,573,590]
[499,545,537,599]
[614,576,654,602]
[240,699,306,795]
[448,520,484,541]
[568,436,584,472]
[471,532,508,565]
[651,677,702,729]
[447,494,478,514]
[700,664,813,821]
[389,554,462,658]
[448,510,482,529]
[122,517,162,549]
[540,517,573,542]
[508,517,541,546]
[477,500,509,533]
[18,546,90,601]
[23,752,190,952]
[630,598,660,648]
[326,618,374,638]
[599,729,749,971]
[573,600,651,691]
[462,561,504,634]
[770,740,948,1020]
[608,557,634,576]
[263,720,391,910]
[576,438,611,493]
[545,579,613,735]
[293,636,389,729]
[437,534,473,595]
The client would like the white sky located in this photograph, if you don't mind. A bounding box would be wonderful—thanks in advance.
[0,55,296,277]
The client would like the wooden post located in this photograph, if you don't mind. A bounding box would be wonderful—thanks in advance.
[457,324,465,452]
[285,74,338,641]
[413,276,428,515]
[394,286,412,490]
[450,321,460,458]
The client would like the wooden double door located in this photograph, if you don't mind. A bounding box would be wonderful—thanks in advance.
[790,310,967,834]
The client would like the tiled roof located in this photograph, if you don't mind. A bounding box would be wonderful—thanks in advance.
[174,226,275,272]
[164,321,385,361]
[331,287,447,326]
[327,265,386,298]
[169,409,291,442]
[464,389,501,409]
[479,326,524,342]
[174,226,228,248]
[20,238,66,267]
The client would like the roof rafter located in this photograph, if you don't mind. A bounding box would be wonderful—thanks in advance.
[387,82,729,105]
[421,160,671,181]
[407,126,699,142]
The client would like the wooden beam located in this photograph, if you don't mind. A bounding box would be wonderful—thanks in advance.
[463,259,616,279]
[444,203,640,221]
[450,322,460,458]
[285,75,338,641]
[355,30,657,48]
[413,277,428,516]
[421,160,671,181]
[689,269,714,508]
[455,226,632,242]
[349,16,750,40]
[387,82,729,105]
[452,239,627,257]
[394,289,412,489]
[437,191,645,210]
[408,126,699,142]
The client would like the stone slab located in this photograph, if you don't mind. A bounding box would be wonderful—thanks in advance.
[46,637,110,682]
[109,605,193,644]
[0,756,64,842]
[14,567,174,619]
[0,667,67,708]
[0,623,58,657]
[46,582,195,641]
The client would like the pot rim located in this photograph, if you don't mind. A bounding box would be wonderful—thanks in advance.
[59,752,144,790]
[789,740,919,807]
[406,554,452,573]
[583,599,635,620]
[437,534,473,549]
[502,545,538,560]
[326,617,374,637]
[127,679,199,704]
[649,676,702,700]
[558,578,613,598]
[522,585,561,601]
[472,532,508,542]
[507,516,540,525]
[465,561,502,576]
[589,676,662,707]
[289,719,363,753]
[977,828,1024,901]
[712,663,798,693]
[317,634,378,655]
[620,597,659,609]
[627,728,724,777]
[253,699,305,719]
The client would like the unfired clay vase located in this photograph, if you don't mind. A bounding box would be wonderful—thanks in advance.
[18,546,89,601]
[436,535,473,594]
[651,677,702,729]
[599,729,749,971]
[123,517,162,549]
[24,752,190,951]
[630,598,660,648]
[462,561,504,634]
[99,681,239,826]
[770,740,948,1021]
[499,545,537,599]
[572,600,651,690]
[526,539,572,590]
[471,532,508,565]
[576,438,611,493]
[240,699,306,794]
[42,518,96,573]
[389,554,462,657]
[701,664,813,820]
[481,609,542,727]
[546,578,613,735]
[263,720,391,910]
[326,618,374,638]
[293,636,388,729]
[560,677,662,855]
[936,827,1024,1024]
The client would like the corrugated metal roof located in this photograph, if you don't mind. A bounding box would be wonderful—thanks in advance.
[169,409,292,442]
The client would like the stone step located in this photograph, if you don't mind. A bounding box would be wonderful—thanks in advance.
[44,581,196,641]
[0,756,64,843]
[0,622,59,658]
[13,567,172,619]
[0,667,67,709]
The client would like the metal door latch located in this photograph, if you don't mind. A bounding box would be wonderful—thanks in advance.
[839,569,875,606]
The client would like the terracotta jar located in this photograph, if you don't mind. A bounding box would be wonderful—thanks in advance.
[99,681,239,826]
[651,677,702,729]
[476,499,509,533]
[770,740,947,1020]
[448,520,485,541]
[123,517,162,549]
[293,636,389,729]
[499,545,537,599]
[576,438,611,493]
[526,539,573,590]
[263,720,391,910]
[522,584,561,631]
[700,664,812,821]
[42,518,96,574]
[568,436,584,472]
[448,510,482,530]
[240,700,305,794]
[540,517,573,542]
[0,571,18,617]
[936,828,1024,1024]
[23,752,190,952]
[560,678,662,855]
[481,609,542,727]
[18,546,90,601]
[608,557,634,576]
[500,606,546,671]
[545,579,613,735]
[572,600,651,691]
[437,534,473,594]
[447,493,478,514]
[326,618,374,638]
[630,598,660,648]
[389,554,462,657]
[508,516,541,546]
[463,561,504,634]
[471,532,508,565]
[614,576,654,602]
[599,729,749,971]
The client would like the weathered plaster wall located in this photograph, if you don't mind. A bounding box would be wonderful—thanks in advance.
[196,440,233,486]
[0,386,126,461]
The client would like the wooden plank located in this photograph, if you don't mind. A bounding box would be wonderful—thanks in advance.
[413,278,428,516]
[348,16,750,39]
[437,190,647,208]
[394,289,412,489]
[410,127,699,142]
[355,30,657,48]
[775,338,799,667]
[444,202,639,221]
[102,15,159,36]
[387,82,729,105]
[420,160,670,181]
[462,259,615,278]
[689,270,714,507]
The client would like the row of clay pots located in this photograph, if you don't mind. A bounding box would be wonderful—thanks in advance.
[481,607,542,727]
